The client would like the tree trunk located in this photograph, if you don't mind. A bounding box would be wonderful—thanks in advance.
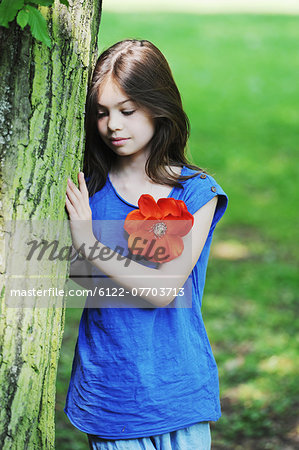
[0,1,102,448]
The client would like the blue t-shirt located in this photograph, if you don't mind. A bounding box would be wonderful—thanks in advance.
[64,166,229,439]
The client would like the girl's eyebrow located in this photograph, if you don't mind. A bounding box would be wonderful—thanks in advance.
[97,99,133,107]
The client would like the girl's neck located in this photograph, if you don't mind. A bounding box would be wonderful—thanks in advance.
[110,149,150,180]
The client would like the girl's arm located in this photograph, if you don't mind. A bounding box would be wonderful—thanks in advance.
[65,173,217,307]
[69,255,94,289]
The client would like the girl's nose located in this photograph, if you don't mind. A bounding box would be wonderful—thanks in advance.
[107,113,123,131]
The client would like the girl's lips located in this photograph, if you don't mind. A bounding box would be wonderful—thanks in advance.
[110,138,130,146]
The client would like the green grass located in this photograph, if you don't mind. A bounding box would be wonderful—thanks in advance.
[56,13,299,450]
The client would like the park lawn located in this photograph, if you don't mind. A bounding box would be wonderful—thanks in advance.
[55,13,299,450]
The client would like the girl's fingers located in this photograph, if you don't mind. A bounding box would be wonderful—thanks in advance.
[66,183,81,207]
[67,178,82,201]
[68,174,89,203]
[65,194,79,219]
[67,179,86,208]
[66,177,92,220]
[78,172,89,202]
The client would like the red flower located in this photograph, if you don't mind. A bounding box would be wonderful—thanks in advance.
[124,194,194,263]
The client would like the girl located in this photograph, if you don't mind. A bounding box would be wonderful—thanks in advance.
[64,39,228,449]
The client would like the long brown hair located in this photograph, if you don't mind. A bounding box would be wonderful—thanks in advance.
[84,39,207,196]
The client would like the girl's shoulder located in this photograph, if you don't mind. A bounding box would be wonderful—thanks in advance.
[181,166,226,193]
[179,165,229,229]
[86,175,111,211]
[86,175,108,197]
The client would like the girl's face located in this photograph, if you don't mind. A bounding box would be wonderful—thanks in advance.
[96,77,155,159]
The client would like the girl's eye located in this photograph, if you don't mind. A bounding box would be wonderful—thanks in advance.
[97,110,135,119]
[122,110,135,116]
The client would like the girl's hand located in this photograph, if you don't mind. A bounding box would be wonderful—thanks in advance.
[65,172,93,253]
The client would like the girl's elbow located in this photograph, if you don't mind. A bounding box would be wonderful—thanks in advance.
[138,275,186,307]
[159,299,174,308]
[147,293,176,308]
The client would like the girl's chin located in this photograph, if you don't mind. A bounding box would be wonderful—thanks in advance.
[111,148,148,158]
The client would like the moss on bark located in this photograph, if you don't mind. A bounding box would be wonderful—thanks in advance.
[0,1,102,447]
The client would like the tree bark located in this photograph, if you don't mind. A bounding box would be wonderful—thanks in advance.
[0,1,102,448]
